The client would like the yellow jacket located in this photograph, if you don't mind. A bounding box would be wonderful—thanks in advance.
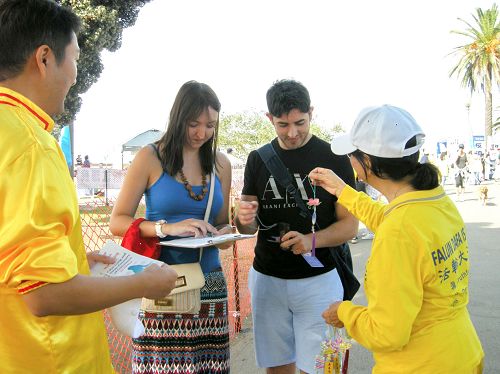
[338,185,483,373]
[0,87,113,373]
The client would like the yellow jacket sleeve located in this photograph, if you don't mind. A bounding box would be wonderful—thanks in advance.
[338,223,424,352]
[338,185,386,233]
[0,135,80,293]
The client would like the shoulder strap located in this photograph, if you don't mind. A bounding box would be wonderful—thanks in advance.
[257,143,310,220]
[204,170,216,222]
[149,143,161,160]
[198,170,216,261]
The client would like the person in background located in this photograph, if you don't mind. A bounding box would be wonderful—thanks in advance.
[470,152,483,185]
[110,81,232,374]
[483,152,491,181]
[83,154,91,167]
[236,79,357,374]
[419,150,429,163]
[487,151,497,180]
[0,1,177,373]
[455,144,468,201]
[479,152,485,180]
[494,152,500,181]
[350,175,379,243]
[350,173,366,244]
[309,104,483,373]
[436,152,449,186]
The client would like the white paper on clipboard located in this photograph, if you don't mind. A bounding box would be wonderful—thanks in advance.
[159,233,255,248]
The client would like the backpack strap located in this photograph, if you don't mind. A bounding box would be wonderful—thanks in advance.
[257,143,310,219]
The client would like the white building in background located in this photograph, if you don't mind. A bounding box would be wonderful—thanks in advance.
[121,129,164,169]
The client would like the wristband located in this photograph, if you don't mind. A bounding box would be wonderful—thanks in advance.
[155,219,167,238]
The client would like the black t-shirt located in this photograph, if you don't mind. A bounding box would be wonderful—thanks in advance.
[242,135,355,279]
[456,154,467,169]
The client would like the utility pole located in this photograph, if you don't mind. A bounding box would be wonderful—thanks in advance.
[465,102,472,148]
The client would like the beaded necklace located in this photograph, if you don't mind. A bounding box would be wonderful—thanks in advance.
[178,169,208,201]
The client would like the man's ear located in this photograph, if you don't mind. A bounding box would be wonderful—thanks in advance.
[265,112,274,124]
[34,45,51,77]
[308,106,314,119]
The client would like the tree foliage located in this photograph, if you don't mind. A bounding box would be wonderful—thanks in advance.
[55,0,150,129]
[218,110,344,161]
[450,4,500,137]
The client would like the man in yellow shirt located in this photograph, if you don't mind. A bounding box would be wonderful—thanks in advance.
[0,1,178,373]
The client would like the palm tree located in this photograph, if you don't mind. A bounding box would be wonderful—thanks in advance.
[450,4,500,137]
[494,107,500,134]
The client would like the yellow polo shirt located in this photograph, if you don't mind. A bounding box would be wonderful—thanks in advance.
[0,87,114,373]
[337,185,483,373]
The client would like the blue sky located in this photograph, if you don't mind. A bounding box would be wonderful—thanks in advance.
[73,0,499,165]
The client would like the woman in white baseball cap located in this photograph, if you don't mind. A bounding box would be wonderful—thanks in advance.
[309,105,484,373]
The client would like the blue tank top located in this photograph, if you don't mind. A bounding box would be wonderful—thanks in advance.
[145,172,223,272]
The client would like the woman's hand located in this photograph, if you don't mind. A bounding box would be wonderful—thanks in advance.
[164,219,217,238]
[280,231,312,255]
[215,224,234,236]
[86,251,116,269]
[322,301,344,328]
[308,167,347,197]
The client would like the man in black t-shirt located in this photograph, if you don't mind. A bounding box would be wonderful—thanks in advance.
[455,144,468,201]
[236,80,358,374]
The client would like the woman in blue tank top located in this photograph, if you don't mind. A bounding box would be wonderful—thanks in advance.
[110,81,232,374]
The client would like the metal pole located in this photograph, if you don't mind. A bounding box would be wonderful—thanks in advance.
[466,102,473,148]
[105,168,109,206]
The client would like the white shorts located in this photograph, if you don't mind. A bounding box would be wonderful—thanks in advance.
[248,267,343,373]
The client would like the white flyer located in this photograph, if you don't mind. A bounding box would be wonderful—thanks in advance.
[91,240,163,277]
[90,240,163,338]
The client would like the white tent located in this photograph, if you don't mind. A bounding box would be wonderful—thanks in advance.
[122,129,164,152]
[121,129,163,168]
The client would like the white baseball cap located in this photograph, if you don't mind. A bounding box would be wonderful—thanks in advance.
[331,104,426,158]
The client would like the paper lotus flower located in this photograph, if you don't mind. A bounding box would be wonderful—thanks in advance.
[307,198,321,206]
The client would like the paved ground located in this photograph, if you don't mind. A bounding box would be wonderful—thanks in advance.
[230,180,500,373]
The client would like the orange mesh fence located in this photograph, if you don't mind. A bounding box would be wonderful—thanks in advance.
[79,190,255,373]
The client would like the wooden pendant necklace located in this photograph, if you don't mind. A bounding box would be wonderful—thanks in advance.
[178,169,208,201]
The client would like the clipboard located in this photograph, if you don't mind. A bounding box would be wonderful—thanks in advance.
[159,233,255,248]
